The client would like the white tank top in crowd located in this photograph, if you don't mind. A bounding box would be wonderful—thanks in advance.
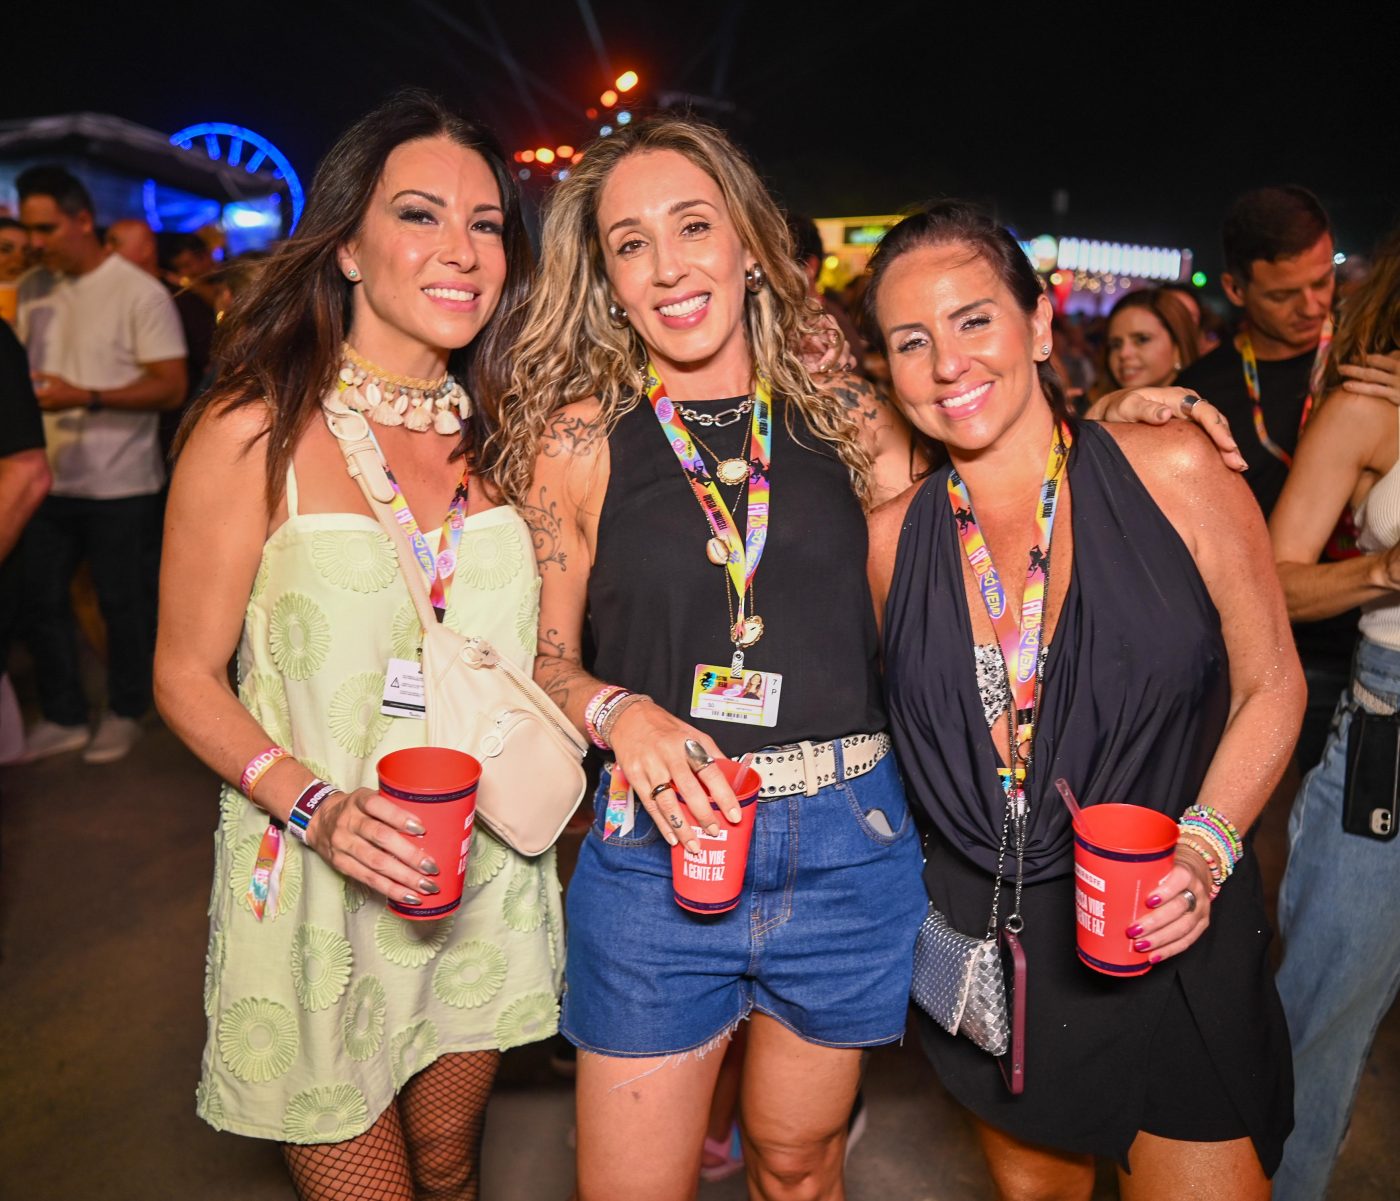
[1355,410,1400,651]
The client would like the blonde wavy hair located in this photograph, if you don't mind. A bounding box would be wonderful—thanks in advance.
[489,116,872,506]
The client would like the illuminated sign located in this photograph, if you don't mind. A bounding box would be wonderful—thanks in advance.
[170,122,304,230]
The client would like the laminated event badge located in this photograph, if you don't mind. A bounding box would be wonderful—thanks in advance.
[690,665,782,727]
[381,657,426,719]
[603,763,636,839]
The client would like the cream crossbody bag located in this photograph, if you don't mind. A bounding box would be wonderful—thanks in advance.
[323,396,588,855]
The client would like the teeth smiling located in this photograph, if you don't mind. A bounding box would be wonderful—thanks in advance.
[425,287,476,302]
[940,382,990,409]
[659,293,709,317]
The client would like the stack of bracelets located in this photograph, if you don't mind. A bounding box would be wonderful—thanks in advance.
[1176,803,1244,898]
[584,686,653,750]
[239,746,343,846]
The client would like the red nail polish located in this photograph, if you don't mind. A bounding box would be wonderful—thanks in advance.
[1126,924,1143,938]
[1145,895,1162,909]
[1133,938,1151,952]
[1149,954,1163,964]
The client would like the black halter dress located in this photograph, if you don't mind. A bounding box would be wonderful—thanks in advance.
[883,421,1293,1173]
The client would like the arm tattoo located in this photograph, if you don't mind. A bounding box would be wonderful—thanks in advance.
[539,411,603,458]
[521,486,568,572]
[535,650,589,710]
[826,376,880,424]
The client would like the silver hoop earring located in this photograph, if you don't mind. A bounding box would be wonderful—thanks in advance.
[607,300,628,328]
[744,264,766,294]
[346,267,360,281]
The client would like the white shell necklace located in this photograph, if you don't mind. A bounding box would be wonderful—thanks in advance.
[336,343,472,435]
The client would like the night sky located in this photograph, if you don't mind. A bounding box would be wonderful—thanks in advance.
[8,0,1398,280]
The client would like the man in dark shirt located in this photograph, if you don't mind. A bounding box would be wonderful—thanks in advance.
[0,317,51,758]
[1176,185,1345,769]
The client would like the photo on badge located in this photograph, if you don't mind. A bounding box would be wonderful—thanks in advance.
[690,664,782,727]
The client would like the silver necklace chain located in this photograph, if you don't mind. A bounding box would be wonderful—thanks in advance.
[679,397,754,428]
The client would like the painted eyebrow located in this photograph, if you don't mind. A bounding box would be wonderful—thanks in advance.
[390,189,445,206]
[606,198,716,237]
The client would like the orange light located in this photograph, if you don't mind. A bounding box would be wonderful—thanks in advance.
[513,151,525,162]
[556,144,574,159]
[520,149,535,163]
[600,89,618,107]
[570,152,583,164]
[535,147,556,165]
[615,70,639,92]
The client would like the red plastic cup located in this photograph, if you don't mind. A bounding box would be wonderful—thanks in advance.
[1072,803,1179,976]
[670,758,763,914]
[377,747,481,921]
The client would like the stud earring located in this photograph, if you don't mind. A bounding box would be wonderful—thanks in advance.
[346,267,360,281]
[1173,356,1183,372]
[607,300,628,328]
[1041,343,1050,357]
[744,263,766,293]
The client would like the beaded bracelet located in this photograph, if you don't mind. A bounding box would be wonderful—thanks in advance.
[241,746,291,800]
[1181,803,1243,861]
[590,688,640,748]
[1175,834,1225,898]
[584,686,629,749]
[286,779,341,845]
[1181,819,1234,871]
[598,692,653,747]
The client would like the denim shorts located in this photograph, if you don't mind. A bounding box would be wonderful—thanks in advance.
[560,742,928,1057]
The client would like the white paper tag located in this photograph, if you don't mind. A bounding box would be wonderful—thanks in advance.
[381,657,426,718]
[689,663,782,727]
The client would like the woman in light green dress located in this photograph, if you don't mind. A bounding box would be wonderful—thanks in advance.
[155,92,559,1200]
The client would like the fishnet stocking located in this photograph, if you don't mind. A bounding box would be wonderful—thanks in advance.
[283,1101,414,1201]
[399,1050,502,1201]
[281,1050,501,1201]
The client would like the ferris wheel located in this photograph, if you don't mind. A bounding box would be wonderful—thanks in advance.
[169,121,305,229]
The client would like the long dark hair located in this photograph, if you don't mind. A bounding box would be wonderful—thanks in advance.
[862,199,1070,428]
[176,89,533,502]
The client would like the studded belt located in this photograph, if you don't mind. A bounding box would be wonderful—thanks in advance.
[742,732,891,798]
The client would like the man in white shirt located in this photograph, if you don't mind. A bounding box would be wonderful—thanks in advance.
[16,166,187,763]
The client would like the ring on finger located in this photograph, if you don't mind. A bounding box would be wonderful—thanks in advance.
[651,781,676,800]
[1180,394,1201,416]
[1182,887,1198,913]
[683,738,715,772]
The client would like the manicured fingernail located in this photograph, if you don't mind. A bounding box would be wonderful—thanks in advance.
[1149,954,1163,964]
[418,878,441,895]
[1157,408,1171,420]
[419,857,439,876]
[661,829,678,846]
[686,838,701,854]
[1126,924,1144,938]
[705,823,720,837]
[727,808,742,823]
[400,893,422,906]
[1134,938,1151,952]
[1145,895,1162,909]
[405,818,426,836]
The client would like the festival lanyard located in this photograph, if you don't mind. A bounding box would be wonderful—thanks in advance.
[1240,317,1334,467]
[644,362,773,664]
[364,426,471,623]
[947,424,1072,802]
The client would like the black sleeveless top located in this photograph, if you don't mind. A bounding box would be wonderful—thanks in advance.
[588,396,885,758]
[884,420,1231,883]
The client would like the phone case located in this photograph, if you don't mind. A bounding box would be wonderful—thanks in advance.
[1343,708,1400,842]
[998,927,1027,1095]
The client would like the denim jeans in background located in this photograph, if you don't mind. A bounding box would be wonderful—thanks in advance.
[1274,636,1400,1201]
[20,492,162,724]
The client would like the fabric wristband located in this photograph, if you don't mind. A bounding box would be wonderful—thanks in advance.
[241,746,291,799]
[286,780,340,845]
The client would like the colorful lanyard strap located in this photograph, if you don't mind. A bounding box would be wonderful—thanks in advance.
[644,362,773,670]
[1240,317,1334,467]
[364,426,470,623]
[947,423,1072,804]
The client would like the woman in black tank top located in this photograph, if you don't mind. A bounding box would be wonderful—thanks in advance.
[494,117,929,1200]
[866,203,1303,1199]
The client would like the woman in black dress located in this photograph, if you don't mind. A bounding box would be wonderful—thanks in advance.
[866,202,1304,1200]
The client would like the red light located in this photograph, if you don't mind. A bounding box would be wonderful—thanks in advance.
[600,89,618,108]
[585,107,598,119]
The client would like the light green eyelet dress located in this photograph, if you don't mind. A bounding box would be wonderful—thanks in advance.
[197,466,562,1144]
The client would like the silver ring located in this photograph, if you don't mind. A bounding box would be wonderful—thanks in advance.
[1180,394,1201,416]
[683,739,714,771]
[650,782,676,800]
[1182,887,1198,913]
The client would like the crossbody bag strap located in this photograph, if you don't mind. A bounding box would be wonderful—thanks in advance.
[321,400,439,633]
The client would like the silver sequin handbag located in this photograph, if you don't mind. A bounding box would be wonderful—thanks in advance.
[911,906,1009,1056]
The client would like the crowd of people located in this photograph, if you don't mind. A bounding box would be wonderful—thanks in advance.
[2,88,1398,1201]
